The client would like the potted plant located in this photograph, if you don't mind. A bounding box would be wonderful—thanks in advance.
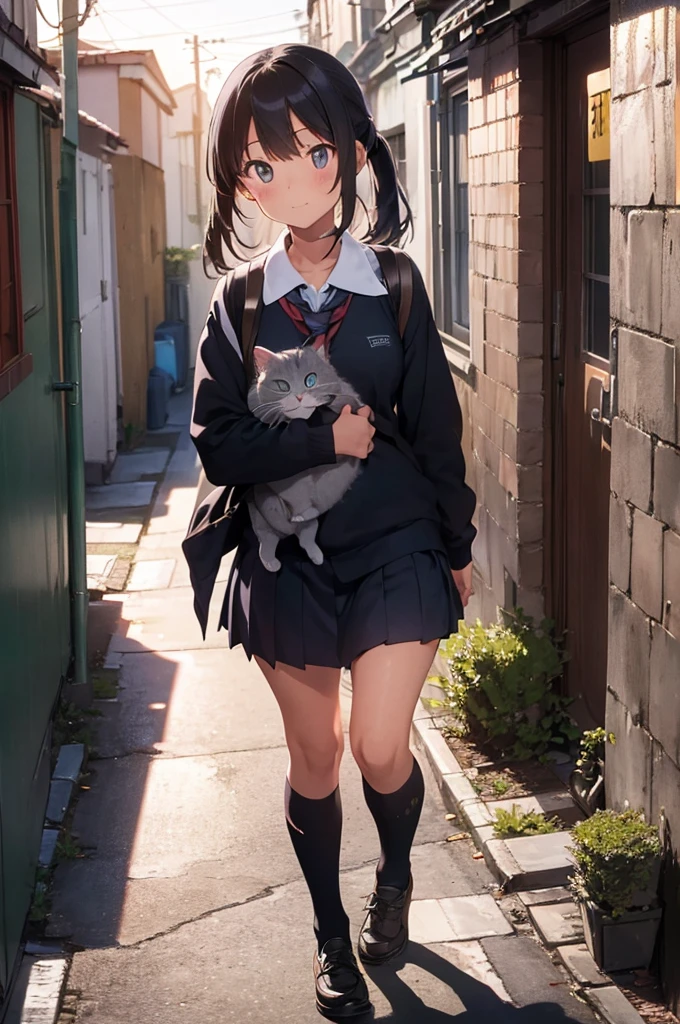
[570,809,662,972]
[164,246,196,283]
[569,728,615,816]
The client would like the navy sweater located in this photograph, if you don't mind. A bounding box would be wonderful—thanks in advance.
[191,257,476,580]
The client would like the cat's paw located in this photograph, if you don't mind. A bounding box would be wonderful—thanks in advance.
[261,556,281,572]
[291,508,319,523]
[307,547,324,565]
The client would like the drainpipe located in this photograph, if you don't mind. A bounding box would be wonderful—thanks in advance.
[57,0,90,699]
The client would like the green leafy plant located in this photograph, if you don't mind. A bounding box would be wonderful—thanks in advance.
[576,728,615,771]
[570,809,661,918]
[56,832,82,861]
[492,804,560,839]
[434,609,578,761]
[492,777,511,797]
[164,245,196,278]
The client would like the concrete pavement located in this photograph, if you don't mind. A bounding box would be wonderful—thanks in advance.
[50,392,599,1024]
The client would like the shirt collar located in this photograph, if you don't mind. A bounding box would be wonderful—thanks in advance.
[262,230,388,305]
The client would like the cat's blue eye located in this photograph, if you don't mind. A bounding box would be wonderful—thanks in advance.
[310,146,329,170]
[304,373,317,388]
[272,379,290,393]
[248,161,273,183]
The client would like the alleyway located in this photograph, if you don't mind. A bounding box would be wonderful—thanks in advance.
[50,391,599,1024]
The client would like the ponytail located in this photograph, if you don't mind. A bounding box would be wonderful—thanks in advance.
[365,131,413,247]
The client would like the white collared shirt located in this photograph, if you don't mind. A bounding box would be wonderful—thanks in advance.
[215,231,387,358]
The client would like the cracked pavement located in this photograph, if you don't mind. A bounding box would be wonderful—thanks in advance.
[51,391,598,1023]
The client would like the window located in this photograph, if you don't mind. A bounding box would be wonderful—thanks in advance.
[583,147,609,361]
[360,0,386,42]
[437,87,470,362]
[383,125,407,196]
[0,81,25,391]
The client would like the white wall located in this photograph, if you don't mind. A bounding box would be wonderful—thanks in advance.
[78,150,119,472]
[141,87,161,167]
[78,66,120,135]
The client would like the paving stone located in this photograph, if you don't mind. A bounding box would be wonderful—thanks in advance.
[127,559,176,592]
[409,899,457,944]
[86,482,156,510]
[528,900,584,947]
[556,943,610,987]
[109,450,171,483]
[38,829,59,868]
[86,522,143,544]
[487,831,574,890]
[46,780,74,824]
[4,956,68,1024]
[53,744,85,782]
[517,887,573,907]
[86,554,117,590]
[439,894,514,940]
[585,985,646,1023]
[439,940,512,1002]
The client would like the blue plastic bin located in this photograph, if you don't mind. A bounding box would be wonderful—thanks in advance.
[155,320,189,390]
[147,366,173,430]
[154,335,178,387]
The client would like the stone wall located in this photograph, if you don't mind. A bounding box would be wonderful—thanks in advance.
[466,28,546,625]
[605,5,680,1012]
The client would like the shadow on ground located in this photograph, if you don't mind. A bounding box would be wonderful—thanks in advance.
[367,943,587,1023]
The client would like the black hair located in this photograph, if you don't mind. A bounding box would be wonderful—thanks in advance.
[204,43,413,274]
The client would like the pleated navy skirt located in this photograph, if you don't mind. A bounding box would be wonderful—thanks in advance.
[221,527,462,670]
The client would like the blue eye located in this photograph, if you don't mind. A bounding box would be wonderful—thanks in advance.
[253,161,273,183]
[272,379,290,393]
[311,146,329,170]
[304,373,317,388]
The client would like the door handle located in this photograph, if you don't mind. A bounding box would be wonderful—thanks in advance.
[590,384,611,427]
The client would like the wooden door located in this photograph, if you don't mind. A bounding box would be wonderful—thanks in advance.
[551,25,611,725]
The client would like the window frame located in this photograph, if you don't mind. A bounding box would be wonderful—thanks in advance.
[435,79,471,372]
[382,123,407,197]
[0,79,30,401]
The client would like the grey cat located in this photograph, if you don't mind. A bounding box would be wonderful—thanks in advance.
[247,345,364,572]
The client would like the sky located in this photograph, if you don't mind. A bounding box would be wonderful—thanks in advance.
[37,0,308,105]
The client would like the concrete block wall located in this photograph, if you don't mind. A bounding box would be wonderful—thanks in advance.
[605,6,680,1013]
[466,27,545,625]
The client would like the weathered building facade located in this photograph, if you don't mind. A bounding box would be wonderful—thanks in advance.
[313,0,680,1009]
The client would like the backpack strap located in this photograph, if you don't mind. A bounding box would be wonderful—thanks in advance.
[224,251,268,379]
[371,245,414,338]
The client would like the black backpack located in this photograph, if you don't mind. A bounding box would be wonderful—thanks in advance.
[183,245,414,638]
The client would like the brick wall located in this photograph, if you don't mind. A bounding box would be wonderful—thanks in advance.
[605,6,680,1012]
[466,27,546,625]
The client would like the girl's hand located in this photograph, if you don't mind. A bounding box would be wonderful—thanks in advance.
[451,562,473,608]
[332,405,375,458]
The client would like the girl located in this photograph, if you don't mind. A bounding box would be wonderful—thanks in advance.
[190,44,476,1020]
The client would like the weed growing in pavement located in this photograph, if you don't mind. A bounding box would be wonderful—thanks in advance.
[492,804,561,839]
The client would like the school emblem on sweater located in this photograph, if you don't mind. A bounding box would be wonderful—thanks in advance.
[367,334,392,348]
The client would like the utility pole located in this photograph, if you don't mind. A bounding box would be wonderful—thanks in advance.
[59,0,90,698]
[192,34,203,234]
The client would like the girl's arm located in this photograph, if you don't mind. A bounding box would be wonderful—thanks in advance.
[190,283,337,486]
[396,261,477,570]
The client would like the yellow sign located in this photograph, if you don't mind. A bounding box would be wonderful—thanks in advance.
[587,68,611,162]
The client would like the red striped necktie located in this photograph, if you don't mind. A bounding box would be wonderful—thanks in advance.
[278,293,353,357]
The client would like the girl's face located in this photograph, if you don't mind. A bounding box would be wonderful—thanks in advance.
[239,111,365,230]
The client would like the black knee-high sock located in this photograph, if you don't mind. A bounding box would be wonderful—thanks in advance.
[362,756,425,890]
[285,780,350,950]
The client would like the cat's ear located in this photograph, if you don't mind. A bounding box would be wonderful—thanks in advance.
[253,346,275,376]
[314,344,329,362]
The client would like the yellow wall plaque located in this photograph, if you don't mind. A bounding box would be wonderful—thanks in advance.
[587,68,611,162]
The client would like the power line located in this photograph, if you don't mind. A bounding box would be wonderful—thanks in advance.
[100,2,300,16]
[84,16,305,42]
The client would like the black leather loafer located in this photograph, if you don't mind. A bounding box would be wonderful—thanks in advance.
[358,876,413,965]
[314,938,373,1019]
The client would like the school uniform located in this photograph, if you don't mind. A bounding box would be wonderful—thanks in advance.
[191,231,476,670]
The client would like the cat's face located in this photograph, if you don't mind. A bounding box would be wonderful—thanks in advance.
[248,346,342,424]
